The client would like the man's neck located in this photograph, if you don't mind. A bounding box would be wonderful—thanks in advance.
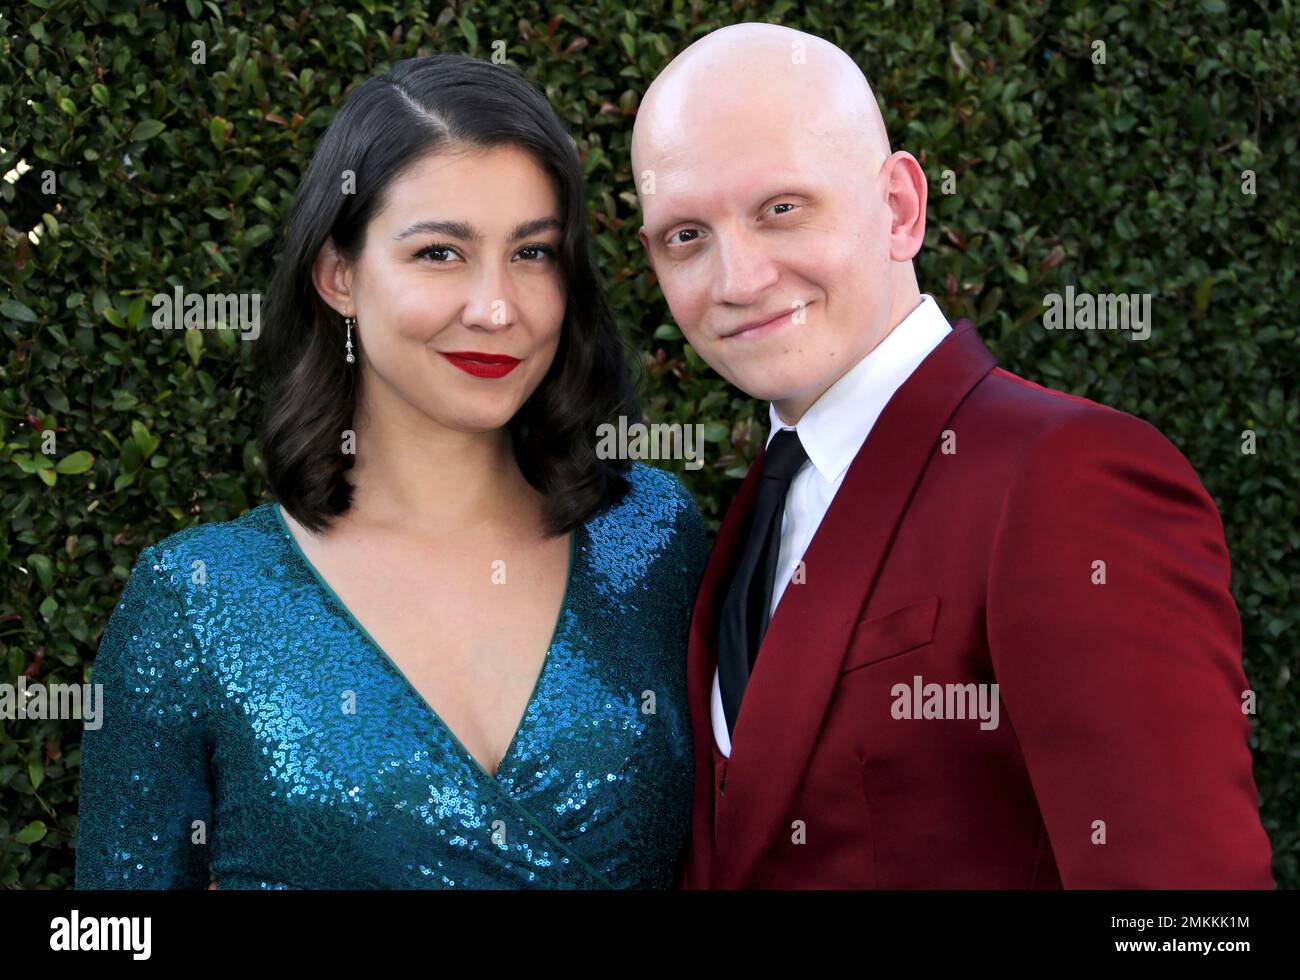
[772,291,923,425]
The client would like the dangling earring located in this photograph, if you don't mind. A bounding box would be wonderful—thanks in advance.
[344,315,356,364]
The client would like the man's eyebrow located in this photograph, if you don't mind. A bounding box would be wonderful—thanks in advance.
[646,184,818,240]
[643,213,694,240]
[394,217,562,242]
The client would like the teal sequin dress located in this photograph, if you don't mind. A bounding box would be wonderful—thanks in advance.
[75,464,707,889]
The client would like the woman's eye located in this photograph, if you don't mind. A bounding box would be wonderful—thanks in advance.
[415,244,460,263]
[516,244,557,262]
[767,202,796,216]
[667,228,701,246]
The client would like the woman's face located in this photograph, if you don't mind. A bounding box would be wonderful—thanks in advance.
[328,144,566,434]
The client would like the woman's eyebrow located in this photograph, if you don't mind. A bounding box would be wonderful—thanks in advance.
[508,216,562,241]
[393,217,561,242]
[394,219,477,241]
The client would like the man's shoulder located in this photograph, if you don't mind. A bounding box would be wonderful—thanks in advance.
[968,367,1202,489]
[972,365,1171,448]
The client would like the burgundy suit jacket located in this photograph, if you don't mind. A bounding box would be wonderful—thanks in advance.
[680,319,1274,889]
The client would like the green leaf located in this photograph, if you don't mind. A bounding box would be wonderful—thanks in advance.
[701,421,730,443]
[15,821,47,845]
[242,224,273,248]
[127,295,146,328]
[1194,275,1213,316]
[1,298,38,322]
[26,553,55,590]
[458,16,478,51]
[209,116,230,150]
[949,41,970,75]
[55,450,95,474]
[131,119,166,141]
[185,327,204,364]
[131,420,161,458]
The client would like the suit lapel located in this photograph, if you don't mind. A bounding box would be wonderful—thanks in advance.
[708,319,997,888]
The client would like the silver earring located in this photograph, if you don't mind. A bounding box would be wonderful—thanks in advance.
[344,315,355,364]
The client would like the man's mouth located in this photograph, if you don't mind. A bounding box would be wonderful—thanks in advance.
[722,302,809,341]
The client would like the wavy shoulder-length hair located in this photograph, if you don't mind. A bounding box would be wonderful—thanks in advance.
[255,54,639,535]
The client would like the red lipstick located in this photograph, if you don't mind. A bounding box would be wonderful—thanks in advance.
[439,351,521,378]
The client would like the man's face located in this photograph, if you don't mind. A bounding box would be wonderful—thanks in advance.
[638,101,899,413]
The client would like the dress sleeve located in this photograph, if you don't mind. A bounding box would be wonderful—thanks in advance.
[75,544,214,889]
[670,473,710,619]
[667,473,708,891]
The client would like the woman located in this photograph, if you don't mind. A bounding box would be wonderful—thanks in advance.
[75,54,707,889]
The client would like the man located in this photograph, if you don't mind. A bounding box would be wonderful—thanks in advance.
[631,22,1274,888]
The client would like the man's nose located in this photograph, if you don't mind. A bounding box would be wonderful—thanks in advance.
[710,231,780,307]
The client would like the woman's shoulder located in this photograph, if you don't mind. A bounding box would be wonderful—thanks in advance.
[132,501,287,585]
[592,462,700,535]
[582,463,706,588]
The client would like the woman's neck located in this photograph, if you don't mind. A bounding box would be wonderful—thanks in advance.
[342,396,541,538]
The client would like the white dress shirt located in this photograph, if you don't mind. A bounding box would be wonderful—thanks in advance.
[711,293,953,757]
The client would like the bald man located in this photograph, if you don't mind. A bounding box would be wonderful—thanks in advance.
[632,23,1273,889]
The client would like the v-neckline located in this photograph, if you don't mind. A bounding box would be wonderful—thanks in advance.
[271,501,578,784]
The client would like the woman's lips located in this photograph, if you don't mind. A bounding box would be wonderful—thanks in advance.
[439,351,521,378]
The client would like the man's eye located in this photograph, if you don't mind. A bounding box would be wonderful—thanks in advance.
[667,228,701,246]
[414,244,460,262]
[767,202,796,215]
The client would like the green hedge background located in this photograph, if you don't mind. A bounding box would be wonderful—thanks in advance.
[1,0,1296,889]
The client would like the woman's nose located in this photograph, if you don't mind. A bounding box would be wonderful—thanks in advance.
[461,264,516,330]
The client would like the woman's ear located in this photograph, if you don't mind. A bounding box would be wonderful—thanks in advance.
[311,237,355,316]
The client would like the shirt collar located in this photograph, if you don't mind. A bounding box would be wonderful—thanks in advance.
[766,293,953,485]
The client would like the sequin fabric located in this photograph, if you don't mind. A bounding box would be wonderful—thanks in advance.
[75,463,708,889]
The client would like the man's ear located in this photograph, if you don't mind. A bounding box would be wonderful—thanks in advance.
[637,227,655,272]
[311,237,355,315]
[883,151,927,262]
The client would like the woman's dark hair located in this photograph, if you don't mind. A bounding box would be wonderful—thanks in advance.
[255,54,639,535]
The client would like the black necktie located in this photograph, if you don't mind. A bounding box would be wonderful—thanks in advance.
[717,428,808,738]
